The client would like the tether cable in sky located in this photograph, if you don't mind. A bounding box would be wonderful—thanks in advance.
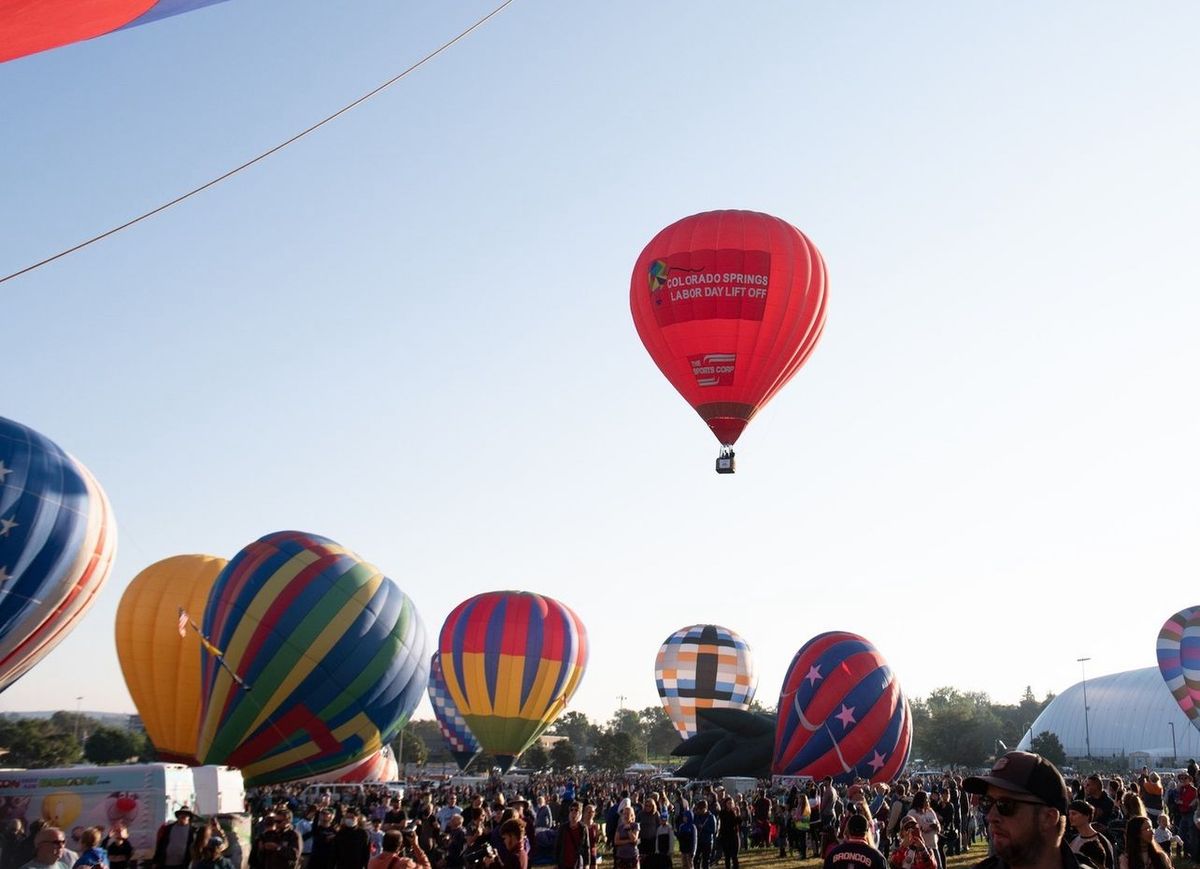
[0,0,516,287]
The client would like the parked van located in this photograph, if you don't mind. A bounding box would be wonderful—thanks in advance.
[0,764,194,859]
[194,765,246,815]
[299,783,368,805]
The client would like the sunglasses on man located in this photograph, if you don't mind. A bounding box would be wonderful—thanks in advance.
[978,795,1048,817]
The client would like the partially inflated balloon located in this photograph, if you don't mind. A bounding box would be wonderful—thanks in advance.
[656,624,757,741]
[115,554,226,763]
[439,591,587,771]
[773,631,911,783]
[0,416,117,692]
[630,210,828,449]
[329,747,398,783]
[196,531,429,786]
[428,652,481,770]
[1157,607,1200,725]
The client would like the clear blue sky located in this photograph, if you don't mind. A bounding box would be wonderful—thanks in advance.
[2,1,1198,728]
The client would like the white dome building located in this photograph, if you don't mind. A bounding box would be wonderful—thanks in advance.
[1017,666,1200,766]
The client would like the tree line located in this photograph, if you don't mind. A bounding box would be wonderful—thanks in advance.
[397,686,1063,772]
[0,685,1060,771]
[0,712,152,767]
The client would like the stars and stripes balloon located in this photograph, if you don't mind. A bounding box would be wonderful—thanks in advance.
[773,630,911,784]
[0,416,117,692]
[630,210,828,454]
[1157,607,1200,726]
[438,590,588,772]
[428,652,481,770]
[115,554,227,764]
[1,0,232,64]
[195,531,429,786]
[655,624,757,741]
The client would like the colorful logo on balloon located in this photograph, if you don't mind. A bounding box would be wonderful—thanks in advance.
[648,259,670,293]
[1157,607,1200,723]
[773,631,911,784]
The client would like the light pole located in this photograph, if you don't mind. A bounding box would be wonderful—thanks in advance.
[73,696,83,745]
[1077,657,1092,759]
[1170,721,1178,766]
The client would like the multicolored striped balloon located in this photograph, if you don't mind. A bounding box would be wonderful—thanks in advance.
[428,652,481,770]
[773,631,911,784]
[0,416,117,692]
[196,531,429,786]
[655,624,757,740]
[438,591,587,771]
[1157,607,1200,724]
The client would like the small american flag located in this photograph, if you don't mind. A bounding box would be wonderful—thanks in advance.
[177,608,189,638]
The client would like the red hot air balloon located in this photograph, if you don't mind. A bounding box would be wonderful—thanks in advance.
[630,210,828,472]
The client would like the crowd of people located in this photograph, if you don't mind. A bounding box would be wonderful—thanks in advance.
[9,755,1200,869]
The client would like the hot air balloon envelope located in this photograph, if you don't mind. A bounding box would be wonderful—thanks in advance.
[630,210,828,453]
[1,0,232,64]
[438,591,587,771]
[428,652,481,771]
[773,631,911,784]
[1157,607,1200,727]
[656,624,757,741]
[115,554,226,764]
[0,416,117,692]
[196,531,429,786]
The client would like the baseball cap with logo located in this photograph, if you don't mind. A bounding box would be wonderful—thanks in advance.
[963,751,1069,814]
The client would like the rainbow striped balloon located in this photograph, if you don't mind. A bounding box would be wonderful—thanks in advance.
[773,631,911,784]
[196,531,429,786]
[0,416,117,692]
[1157,607,1200,724]
[438,591,587,771]
[428,652,481,770]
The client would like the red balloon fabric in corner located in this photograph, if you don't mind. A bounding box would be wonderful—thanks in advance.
[630,210,828,447]
[0,0,231,64]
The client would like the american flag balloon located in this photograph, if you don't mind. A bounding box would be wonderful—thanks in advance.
[0,416,117,692]
[773,631,911,784]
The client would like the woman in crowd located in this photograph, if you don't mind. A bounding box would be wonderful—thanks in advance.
[890,819,936,869]
[905,792,941,869]
[1120,816,1173,869]
[612,805,640,869]
[790,792,812,860]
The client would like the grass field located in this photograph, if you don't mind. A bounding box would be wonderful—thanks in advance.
[716,840,990,869]
[719,840,1200,869]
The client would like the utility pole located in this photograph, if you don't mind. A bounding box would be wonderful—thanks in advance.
[1077,657,1092,759]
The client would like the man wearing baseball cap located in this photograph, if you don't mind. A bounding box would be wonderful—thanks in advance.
[963,751,1096,869]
